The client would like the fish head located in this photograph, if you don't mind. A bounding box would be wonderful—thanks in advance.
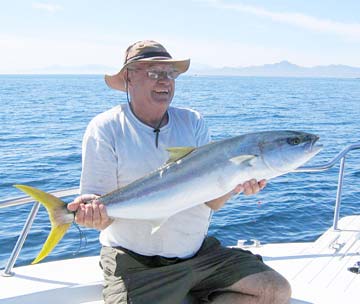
[260,131,322,173]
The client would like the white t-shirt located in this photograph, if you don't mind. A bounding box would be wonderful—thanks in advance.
[80,103,213,258]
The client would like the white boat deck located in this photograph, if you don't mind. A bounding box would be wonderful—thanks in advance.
[1,256,104,304]
[246,215,360,303]
[1,215,359,304]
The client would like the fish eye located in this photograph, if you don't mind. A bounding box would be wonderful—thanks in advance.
[287,137,301,145]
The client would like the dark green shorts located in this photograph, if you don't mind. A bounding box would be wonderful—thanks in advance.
[100,236,273,304]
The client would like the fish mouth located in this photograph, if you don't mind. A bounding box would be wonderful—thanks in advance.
[307,135,323,155]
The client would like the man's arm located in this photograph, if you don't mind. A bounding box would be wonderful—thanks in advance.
[206,179,267,211]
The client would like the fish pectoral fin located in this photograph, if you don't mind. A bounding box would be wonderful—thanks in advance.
[229,154,257,166]
[149,218,169,234]
[166,147,196,164]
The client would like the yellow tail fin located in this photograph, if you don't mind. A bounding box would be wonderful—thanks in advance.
[14,184,74,264]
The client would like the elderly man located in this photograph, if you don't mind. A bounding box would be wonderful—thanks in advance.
[68,40,291,304]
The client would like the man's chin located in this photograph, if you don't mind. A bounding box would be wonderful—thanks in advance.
[151,95,172,105]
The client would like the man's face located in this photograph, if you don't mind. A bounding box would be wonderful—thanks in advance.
[127,62,178,107]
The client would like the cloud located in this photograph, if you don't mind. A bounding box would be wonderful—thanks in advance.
[32,2,63,13]
[204,0,360,41]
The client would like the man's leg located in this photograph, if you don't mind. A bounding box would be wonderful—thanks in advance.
[101,246,194,304]
[210,270,291,304]
[189,237,291,304]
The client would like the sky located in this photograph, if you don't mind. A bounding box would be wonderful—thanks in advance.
[1,0,360,73]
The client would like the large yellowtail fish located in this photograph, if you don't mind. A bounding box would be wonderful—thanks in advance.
[15,130,322,264]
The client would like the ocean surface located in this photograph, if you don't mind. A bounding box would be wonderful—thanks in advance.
[1,75,359,269]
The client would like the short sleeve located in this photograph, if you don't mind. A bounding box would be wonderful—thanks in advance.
[80,121,118,195]
[194,113,211,147]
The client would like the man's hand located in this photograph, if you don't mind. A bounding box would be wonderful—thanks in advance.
[206,179,267,211]
[233,179,267,196]
[67,194,113,230]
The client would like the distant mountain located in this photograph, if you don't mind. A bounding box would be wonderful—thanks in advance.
[6,61,360,78]
[189,61,360,78]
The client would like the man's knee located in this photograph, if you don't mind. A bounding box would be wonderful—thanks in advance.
[261,271,291,303]
[224,270,291,303]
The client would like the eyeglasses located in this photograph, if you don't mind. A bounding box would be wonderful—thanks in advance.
[128,68,180,80]
[146,70,180,80]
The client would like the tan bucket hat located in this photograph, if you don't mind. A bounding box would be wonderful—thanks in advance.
[105,40,190,91]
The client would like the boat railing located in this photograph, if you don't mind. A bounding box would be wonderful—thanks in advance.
[293,142,360,231]
[1,143,360,277]
[1,188,79,277]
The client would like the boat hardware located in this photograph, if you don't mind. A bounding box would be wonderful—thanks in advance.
[347,261,360,274]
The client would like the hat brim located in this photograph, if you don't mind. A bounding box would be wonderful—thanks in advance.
[104,58,190,92]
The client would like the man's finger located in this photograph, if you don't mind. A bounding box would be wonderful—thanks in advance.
[74,204,86,225]
[259,179,267,190]
[92,202,101,229]
[242,180,258,195]
[233,184,244,195]
[84,204,94,227]
[250,179,260,193]
[68,194,98,211]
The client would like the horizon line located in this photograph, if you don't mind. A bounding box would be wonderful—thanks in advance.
[1,60,360,73]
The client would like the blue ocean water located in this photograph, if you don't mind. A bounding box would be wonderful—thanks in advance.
[1,75,359,268]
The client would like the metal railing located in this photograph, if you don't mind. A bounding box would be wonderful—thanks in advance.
[1,143,360,277]
[293,143,360,230]
[1,188,78,277]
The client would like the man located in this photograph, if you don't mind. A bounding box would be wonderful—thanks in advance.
[68,40,291,304]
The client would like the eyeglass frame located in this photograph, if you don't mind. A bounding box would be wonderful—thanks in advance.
[127,67,181,80]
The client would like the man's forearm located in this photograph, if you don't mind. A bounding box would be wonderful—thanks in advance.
[205,179,267,211]
[206,191,234,211]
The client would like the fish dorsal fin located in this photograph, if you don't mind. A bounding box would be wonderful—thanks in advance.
[230,154,257,165]
[166,147,196,164]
